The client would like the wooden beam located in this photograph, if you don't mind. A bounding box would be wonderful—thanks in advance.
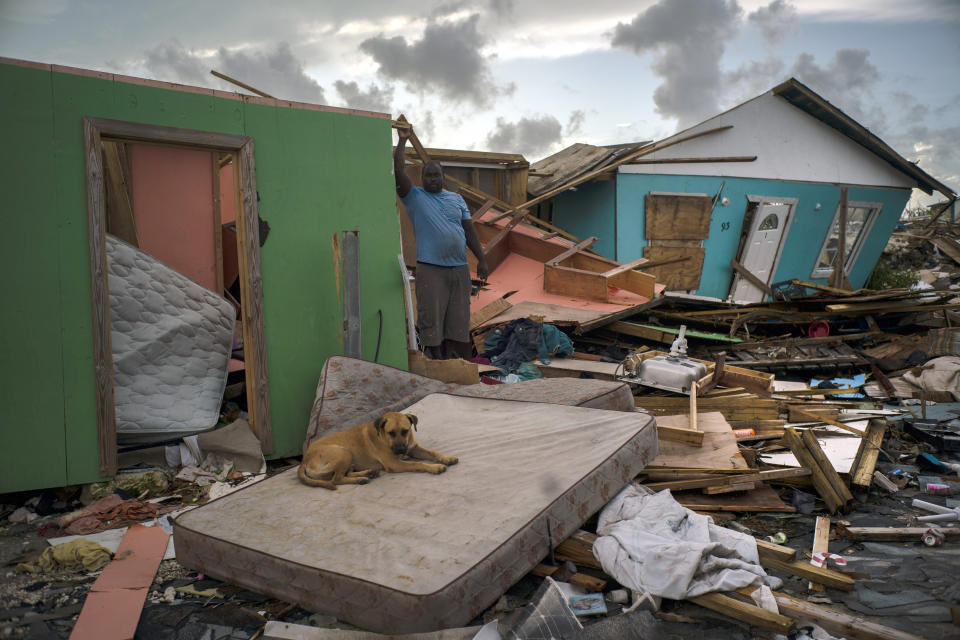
[772,591,924,640]
[800,428,855,506]
[469,297,512,331]
[211,70,274,98]
[849,419,886,489]
[730,258,772,298]
[545,236,597,266]
[211,152,224,297]
[760,556,855,591]
[755,538,798,563]
[688,593,794,634]
[809,516,831,592]
[789,406,866,437]
[102,141,139,247]
[554,530,600,569]
[530,564,606,592]
[831,187,848,289]
[838,526,960,542]
[782,427,845,514]
[656,424,705,446]
[620,155,757,165]
[644,468,810,492]
[601,256,649,278]
[508,125,734,214]
[470,199,496,221]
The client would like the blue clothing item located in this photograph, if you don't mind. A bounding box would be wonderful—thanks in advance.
[401,187,471,266]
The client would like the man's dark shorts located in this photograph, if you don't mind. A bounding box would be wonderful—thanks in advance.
[415,262,471,347]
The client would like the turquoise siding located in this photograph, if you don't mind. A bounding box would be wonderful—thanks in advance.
[549,180,617,259]
[613,174,909,298]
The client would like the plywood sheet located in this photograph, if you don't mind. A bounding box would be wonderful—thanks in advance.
[536,358,620,380]
[645,193,712,240]
[647,412,748,469]
[642,246,705,290]
[675,484,795,512]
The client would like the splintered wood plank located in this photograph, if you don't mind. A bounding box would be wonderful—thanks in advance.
[837,526,960,542]
[70,525,170,640]
[675,484,795,512]
[657,424,705,446]
[849,419,886,489]
[530,564,606,591]
[642,246,704,290]
[647,412,748,470]
[761,557,854,591]
[809,516,831,592]
[554,530,601,569]
[772,591,924,640]
[645,193,713,240]
[755,539,798,563]
[783,428,844,514]
[468,297,512,330]
[688,592,794,634]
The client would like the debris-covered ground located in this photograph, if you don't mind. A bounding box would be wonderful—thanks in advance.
[3,221,960,639]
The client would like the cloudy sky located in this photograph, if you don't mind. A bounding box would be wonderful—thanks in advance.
[2,0,958,204]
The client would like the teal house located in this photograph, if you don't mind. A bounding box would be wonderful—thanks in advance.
[530,79,954,302]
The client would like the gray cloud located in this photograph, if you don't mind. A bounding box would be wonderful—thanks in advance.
[334,80,394,113]
[724,57,785,100]
[143,40,326,104]
[611,0,743,128]
[144,40,209,86]
[217,42,325,103]
[748,0,797,44]
[485,115,563,158]
[566,110,586,137]
[489,0,516,17]
[359,13,509,108]
[790,49,880,124]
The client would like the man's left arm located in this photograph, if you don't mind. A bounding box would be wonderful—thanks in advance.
[462,219,489,281]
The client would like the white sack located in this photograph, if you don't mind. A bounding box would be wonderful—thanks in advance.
[593,484,771,599]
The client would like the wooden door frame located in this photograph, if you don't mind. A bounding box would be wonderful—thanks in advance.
[730,195,797,299]
[84,116,273,477]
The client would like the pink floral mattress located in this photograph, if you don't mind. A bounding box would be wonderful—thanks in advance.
[304,356,636,451]
[173,393,657,633]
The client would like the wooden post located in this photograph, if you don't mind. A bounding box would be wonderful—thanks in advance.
[689,380,699,430]
[783,428,844,514]
[831,187,848,289]
[809,516,830,592]
[801,429,855,506]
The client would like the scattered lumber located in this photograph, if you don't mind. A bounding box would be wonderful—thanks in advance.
[787,406,867,437]
[782,427,848,514]
[530,563,606,591]
[800,429,855,505]
[771,590,925,640]
[688,592,794,634]
[788,405,839,423]
[468,296,512,331]
[809,516,831,592]
[656,424,705,446]
[755,538,797,563]
[837,525,960,542]
[554,530,600,569]
[643,468,810,492]
[758,555,854,591]
[848,419,887,490]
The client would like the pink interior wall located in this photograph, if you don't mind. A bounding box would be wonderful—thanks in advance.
[131,145,216,290]
[219,163,236,224]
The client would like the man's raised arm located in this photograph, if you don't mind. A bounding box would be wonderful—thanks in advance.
[394,128,413,198]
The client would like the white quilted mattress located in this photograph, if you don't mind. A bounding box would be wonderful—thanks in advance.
[107,234,235,445]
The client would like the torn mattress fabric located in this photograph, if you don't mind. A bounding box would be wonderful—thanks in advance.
[107,234,235,445]
[593,485,773,599]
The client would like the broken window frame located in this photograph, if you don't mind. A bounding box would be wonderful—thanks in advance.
[810,201,882,279]
[83,116,273,477]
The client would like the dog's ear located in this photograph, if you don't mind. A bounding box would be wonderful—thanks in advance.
[405,413,418,431]
[374,416,386,436]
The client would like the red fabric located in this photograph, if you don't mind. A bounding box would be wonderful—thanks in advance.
[61,495,178,535]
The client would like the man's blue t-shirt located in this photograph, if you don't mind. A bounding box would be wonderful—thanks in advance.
[401,187,471,266]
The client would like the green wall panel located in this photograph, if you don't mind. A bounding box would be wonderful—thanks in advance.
[0,64,67,492]
[0,61,407,491]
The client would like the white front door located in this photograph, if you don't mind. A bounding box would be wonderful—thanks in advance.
[731,202,791,303]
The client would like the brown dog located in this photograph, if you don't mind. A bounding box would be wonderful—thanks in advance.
[298,412,458,490]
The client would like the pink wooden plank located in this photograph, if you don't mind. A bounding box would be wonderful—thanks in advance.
[70,524,170,640]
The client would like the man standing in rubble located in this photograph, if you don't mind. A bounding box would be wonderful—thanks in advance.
[394,125,489,360]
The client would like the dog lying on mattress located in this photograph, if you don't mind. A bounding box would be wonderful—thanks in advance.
[298,412,458,489]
